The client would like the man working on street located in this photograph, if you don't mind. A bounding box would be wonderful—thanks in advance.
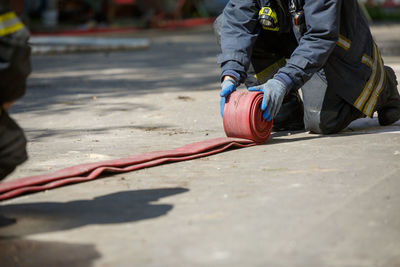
[0,0,31,179]
[216,0,400,134]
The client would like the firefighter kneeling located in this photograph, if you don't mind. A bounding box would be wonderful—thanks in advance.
[216,0,400,134]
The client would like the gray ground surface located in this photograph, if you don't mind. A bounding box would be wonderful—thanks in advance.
[1,24,400,267]
[30,36,150,54]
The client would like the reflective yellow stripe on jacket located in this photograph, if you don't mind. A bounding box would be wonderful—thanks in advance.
[0,12,25,37]
[354,42,386,117]
[254,57,286,82]
[337,34,351,51]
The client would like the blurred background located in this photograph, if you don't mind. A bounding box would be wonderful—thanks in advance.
[10,0,230,33]
[6,0,400,34]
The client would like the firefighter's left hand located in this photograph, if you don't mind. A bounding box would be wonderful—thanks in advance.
[248,79,287,121]
[219,78,237,118]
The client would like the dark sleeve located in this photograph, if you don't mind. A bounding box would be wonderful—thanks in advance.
[0,10,31,104]
[217,0,261,83]
[276,0,342,89]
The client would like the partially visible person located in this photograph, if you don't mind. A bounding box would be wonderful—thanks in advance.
[0,0,31,180]
[216,0,400,134]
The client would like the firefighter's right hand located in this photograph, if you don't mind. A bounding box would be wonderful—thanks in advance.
[248,79,287,121]
[219,78,237,118]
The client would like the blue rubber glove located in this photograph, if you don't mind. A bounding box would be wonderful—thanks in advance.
[248,79,287,121]
[219,79,237,117]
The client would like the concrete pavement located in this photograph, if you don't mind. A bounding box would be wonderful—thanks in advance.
[30,36,150,55]
[0,25,400,267]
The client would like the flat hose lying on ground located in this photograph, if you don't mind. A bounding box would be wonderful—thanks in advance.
[0,91,272,201]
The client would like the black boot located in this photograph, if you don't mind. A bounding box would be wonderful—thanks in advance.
[376,66,400,126]
[273,90,305,131]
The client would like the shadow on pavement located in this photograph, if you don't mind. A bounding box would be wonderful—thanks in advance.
[0,238,101,267]
[0,188,188,238]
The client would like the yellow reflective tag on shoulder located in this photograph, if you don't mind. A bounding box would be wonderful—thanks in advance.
[259,7,279,32]
[0,12,25,37]
[259,7,273,17]
[0,12,17,22]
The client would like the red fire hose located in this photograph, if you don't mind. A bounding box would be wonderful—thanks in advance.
[0,91,272,201]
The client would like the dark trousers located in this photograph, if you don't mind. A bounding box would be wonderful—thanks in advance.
[301,70,364,134]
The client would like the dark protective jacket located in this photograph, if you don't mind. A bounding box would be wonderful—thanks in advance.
[218,0,384,117]
[0,1,31,104]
